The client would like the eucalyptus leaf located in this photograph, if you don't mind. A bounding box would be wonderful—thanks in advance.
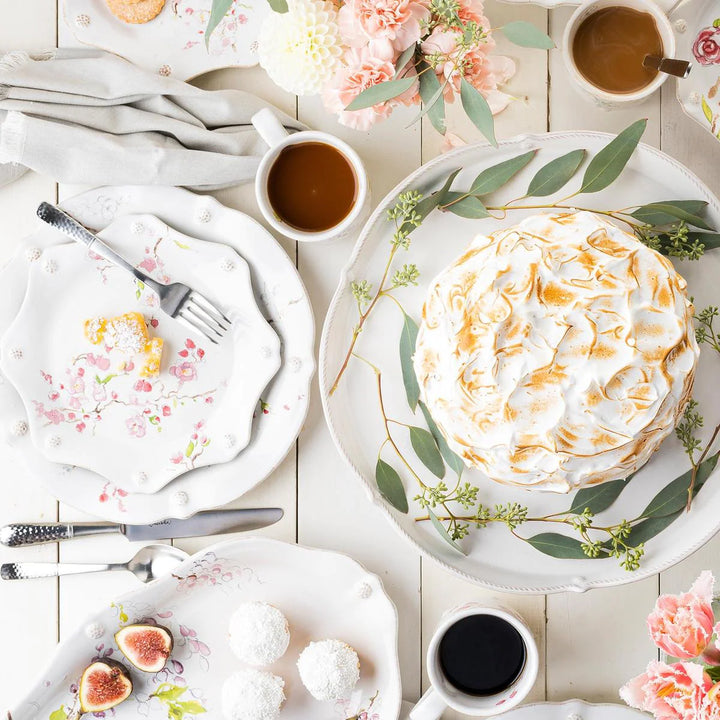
[469,151,536,196]
[419,400,464,478]
[500,21,555,49]
[621,512,682,548]
[400,312,420,411]
[394,44,417,78]
[267,0,289,10]
[578,118,647,194]
[525,533,589,559]
[685,231,720,250]
[460,78,497,148]
[567,476,630,515]
[429,509,467,554]
[630,201,712,230]
[640,452,719,518]
[346,77,417,111]
[435,168,462,206]
[376,458,409,513]
[418,61,447,134]
[205,0,234,46]
[410,426,445,479]
[442,193,490,218]
[527,149,586,197]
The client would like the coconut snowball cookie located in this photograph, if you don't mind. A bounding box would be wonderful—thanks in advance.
[221,669,285,720]
[413,211,699,493]
[297,639,360,701]
[228,601,290,666]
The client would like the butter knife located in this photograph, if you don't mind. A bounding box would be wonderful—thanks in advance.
[0,508,283,547]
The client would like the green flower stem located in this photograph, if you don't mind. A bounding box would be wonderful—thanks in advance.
[686,423,720,511]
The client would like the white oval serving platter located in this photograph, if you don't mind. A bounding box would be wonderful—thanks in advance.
[1,214,280,493]
[0,186,315,522]
[320,130,720,594]
[7,537,402,720]
[498,700,647,720]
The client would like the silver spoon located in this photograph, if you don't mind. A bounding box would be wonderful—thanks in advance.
[643,54,692,79]
[0,544,189,583]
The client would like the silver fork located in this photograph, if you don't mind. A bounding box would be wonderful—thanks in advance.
[36,202,231,344]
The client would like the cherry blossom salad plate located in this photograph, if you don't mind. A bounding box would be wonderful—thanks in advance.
[321,128,720,594]
[499,0,675,8]
[62,0,268,80]
[672,0,720,141]
[498,700,646,720]
[0,214,280,493]
[0,186,315,522]
[8,537,401,720]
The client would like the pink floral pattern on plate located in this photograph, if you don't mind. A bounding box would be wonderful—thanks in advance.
[171,0,255,56]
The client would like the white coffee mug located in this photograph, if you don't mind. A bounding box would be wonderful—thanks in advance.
[562,0,677,108]
[410,603,539,719]
[251,108,370,242]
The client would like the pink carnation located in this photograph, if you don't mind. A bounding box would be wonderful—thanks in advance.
[621,660,711,720]
[338,0,430,55]
[704,684,720,720]
[647,571,715,660]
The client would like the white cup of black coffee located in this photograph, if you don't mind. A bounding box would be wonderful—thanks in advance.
[410,603,538,718]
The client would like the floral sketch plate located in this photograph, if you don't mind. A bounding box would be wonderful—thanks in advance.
[499,700,646,720]
[0,187,314,521]
[8,537,402,720]
[0,214,280,493]
[672,0,720,141]
[321,131,720,594]
[63,0,268,80]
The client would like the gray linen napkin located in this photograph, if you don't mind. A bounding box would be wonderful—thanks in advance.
[0,48,304,190]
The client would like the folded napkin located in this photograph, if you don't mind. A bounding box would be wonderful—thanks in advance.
[0,48,304,190]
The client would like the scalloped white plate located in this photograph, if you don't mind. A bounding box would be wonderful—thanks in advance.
[499,700,646,720]
[320,131,720,594]
[63,0,267,80]
[498,0,674,8]
[8,538,402,720]
[0,186,314,521]
[1,215,280,493]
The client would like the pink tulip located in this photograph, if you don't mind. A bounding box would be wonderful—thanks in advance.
[620,660,711,720]
[647,571,715,659]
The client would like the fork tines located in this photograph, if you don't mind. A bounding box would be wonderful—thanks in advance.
[177,292,231,345]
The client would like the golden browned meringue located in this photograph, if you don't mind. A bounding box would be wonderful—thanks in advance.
[413,212,699,492]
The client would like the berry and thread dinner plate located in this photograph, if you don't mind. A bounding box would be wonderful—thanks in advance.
[7,538,402,720]
[0,186,314,522]
[320,131,720,594]
[1,215,280,493]
[63,0,267,80]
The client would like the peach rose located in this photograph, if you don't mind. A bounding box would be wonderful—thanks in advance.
[647,571,715,659]
[621,661,711,720]
[324,46,416,130]
[338,0,430,55]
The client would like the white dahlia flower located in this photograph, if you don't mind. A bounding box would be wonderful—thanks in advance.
[258,0,343,96]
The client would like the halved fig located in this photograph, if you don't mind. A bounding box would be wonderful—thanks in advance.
[115,623,173,673]
[79,659,132,714]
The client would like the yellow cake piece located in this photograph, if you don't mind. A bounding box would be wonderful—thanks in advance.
[140,337,164,378]
[84,317,107,345]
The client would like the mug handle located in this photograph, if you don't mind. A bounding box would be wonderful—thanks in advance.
[409,688,448,720]
[251,108,290,149]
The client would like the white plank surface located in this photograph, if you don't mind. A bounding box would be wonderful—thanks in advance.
[2,0,720,716]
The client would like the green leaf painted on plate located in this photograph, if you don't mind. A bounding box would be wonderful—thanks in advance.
[400,312,420,411]
[205,0,234,46]
[345,77,417,111]
[418,60,447,134]
[460,78,497,148]
[267,0,289,12]
[177,700,207,715]
[640,452,719,518]
[428,509,467,554]
[185,441,195,458]
[409,426,445,479]
[419,400,464,478]
[376,458,409,513]
[526,149,586,197]
[500,21,555,49]
[567,476,630,515]
[703,96,714,124]
[153,685,188,701]
[525,533,589,559]
[578,118,647,194]
[442,193,490,218]
[630,201,712,230]
[49,708,68,720]
[469,151,536,196]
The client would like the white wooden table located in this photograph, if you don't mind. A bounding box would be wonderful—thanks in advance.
[2,3,720,716]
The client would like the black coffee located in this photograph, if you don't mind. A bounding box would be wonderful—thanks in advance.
[439,614,526,697]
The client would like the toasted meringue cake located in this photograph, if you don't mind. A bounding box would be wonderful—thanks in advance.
[413,212,699,492]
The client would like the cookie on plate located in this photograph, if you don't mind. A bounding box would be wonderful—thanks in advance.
[105,0,166,24]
